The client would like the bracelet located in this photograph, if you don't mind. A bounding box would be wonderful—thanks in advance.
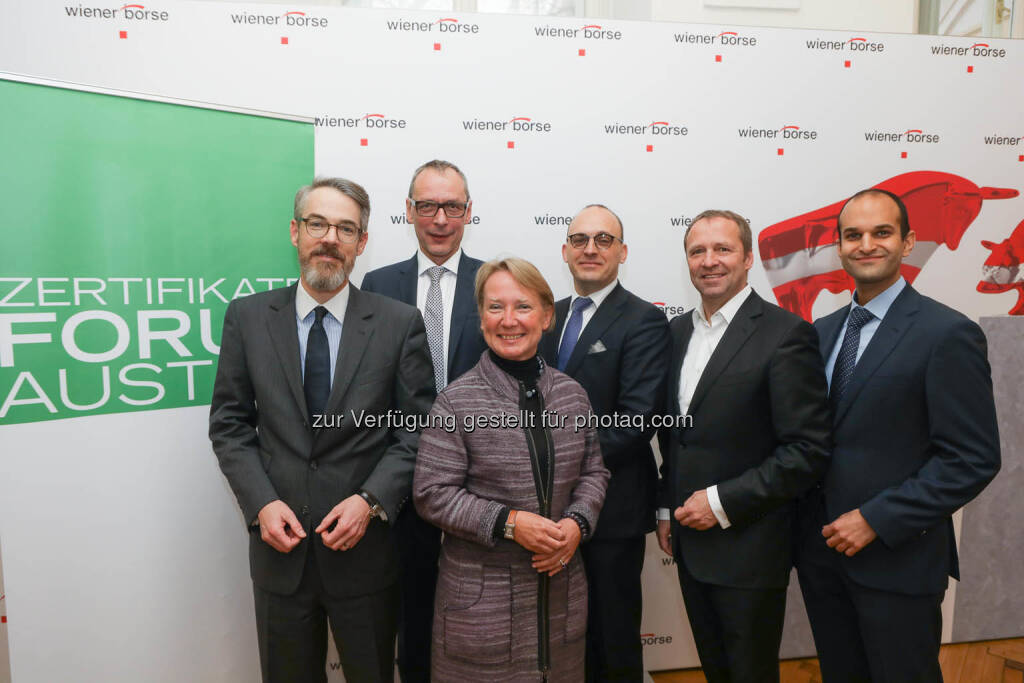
[566,511,590,541]
[503,509,518,540]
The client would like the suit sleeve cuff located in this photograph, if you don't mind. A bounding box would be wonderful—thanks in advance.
[657,507,671,521]
[707,485,732,529]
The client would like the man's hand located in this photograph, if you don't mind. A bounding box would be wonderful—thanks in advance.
[315,494,372,551]
[674,490,718,530]
[257,500,307,553]
[512,510,567,555]
[531,518,582,576]
[823,508,877,556]
[656,519,673,556]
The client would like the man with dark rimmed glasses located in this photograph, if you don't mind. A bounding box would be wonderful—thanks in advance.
[361,160,488,683]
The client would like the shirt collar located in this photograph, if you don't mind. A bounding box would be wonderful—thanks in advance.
[417,249,461,277]
[694,284,752,327]
[572,279,618,311]
[295,280,351,324]
[852,277,905,321]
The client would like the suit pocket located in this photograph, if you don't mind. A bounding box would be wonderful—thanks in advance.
[443,564,512,665]
[564,559,587,644]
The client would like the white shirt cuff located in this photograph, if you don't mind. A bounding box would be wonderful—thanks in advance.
[656,507,671,521]
[706,485,731,529]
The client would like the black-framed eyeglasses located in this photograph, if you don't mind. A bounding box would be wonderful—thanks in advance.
[300,217,362,243]
[566,232,622,250]
[409,199,469,218]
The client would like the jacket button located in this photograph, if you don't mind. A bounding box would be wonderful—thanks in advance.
[310,461,318,470]
[301,505,310,516]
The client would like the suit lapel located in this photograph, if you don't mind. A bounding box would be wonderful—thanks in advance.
[686,292,762,417]
[668,314,694,416]
[447,253,478,370]
[320,286,374,426]
[265,284,308,418]
[564,284,627,376]
[833,286,920,426]
[544,297,571,365]
[397,253,418,306]
[815,308,846,364]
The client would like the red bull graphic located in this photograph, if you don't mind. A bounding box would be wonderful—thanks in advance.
[758,171,1018,320]
[979,218,1024,315]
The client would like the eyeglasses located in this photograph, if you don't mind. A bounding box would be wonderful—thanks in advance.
[300,217,362,243]
[409,199,469,218]
[566,232,622,250]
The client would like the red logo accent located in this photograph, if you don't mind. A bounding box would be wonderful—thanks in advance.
[434,42,441,51]
[119,30,127,38]
[646,144,653,152]
[718,31,737,36]
[971,43,990,48]
[757,171,1020,320]
[1,616,6,624]
[979,218,1024,314]
[281,36,288,44]
[844,60,851,68]
[507,141,515,149]
[777,148,784,155]
[780,125,800,132]
[640,633,655,637]
[436,17,458,23]
[1019,155,1023,162]
[650,121,670,127]
[901,151,908,158]
[360,138,368,146]
[904,129,923,135]
[509,117,532,123]
[363,113,384,119]
[848,37,867,43]
[582,24,602,30]
[120,4,144,9]
[578,48,586,56]
[968,65,974,73]
[283,11,305,16]
[715,55,722,62]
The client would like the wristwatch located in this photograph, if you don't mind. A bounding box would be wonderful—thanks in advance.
[503,509,518,540]
[358,490,386,521]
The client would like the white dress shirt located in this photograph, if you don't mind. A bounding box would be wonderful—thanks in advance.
[658,285,753,529]
[295,281,350,387]
[556,279,620,348]
[415,249,461,385]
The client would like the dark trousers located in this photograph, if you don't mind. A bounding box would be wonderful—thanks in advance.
[675,557,786,683]
[582,536,647,682]
[797,502,944,683]
[253,545,399,683]
[395,503,442,683]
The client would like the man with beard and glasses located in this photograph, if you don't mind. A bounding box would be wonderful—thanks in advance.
[209,177,435,683]
[361,159,487,682]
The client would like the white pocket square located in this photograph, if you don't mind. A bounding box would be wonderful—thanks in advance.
[588,340,607,354]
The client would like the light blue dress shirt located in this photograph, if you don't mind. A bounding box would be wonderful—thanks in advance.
[824,277,906,390]
[295,283,348,387]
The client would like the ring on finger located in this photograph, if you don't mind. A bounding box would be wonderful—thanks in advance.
[559,559,567,569]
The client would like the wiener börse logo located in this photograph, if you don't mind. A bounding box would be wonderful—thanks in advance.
[386,16,481,34]
[738,124,818,141]
[641,633,674,647]
[63,3,168,21]
[534,214,573,228]
[230,9,328,28]
[604,120,688,137]
[805,35,885,52]
[930,41,1007,58]
[462,115,553,133]
[534,23,623,41]
[983,133,1022,146]
[652,301,688,317]
[315,112,408,130]
[864,128,940,144]
[673,29,757,46]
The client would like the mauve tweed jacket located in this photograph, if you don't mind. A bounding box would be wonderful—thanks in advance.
[414,351,610,682]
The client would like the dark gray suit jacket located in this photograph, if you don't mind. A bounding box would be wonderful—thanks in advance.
[209,283,435,597]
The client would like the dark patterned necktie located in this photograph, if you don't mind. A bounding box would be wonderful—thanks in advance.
[424,266,448,392]
[556,296,592,371]
[829,306,874,405]
[304,306,330,422]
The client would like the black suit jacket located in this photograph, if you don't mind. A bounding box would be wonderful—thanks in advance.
[813,284,1000,596]
[540,283,670,539]
[658,291,832,589]
[361,251,487,384]
[209,284,436,598]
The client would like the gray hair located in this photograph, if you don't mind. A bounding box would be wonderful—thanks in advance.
[407,160,470,200]
[685,209,752,254]
[293,177,371,232]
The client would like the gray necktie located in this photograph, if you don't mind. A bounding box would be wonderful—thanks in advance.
[424,266,448,392]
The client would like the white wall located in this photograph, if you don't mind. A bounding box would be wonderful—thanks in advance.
[647,0,918,33]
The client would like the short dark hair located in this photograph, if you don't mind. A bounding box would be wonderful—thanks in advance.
[836,188,911,239]
[408,159,470,200]
[685,209,752,254]
[294,177,371,232]
[570,204,625,240]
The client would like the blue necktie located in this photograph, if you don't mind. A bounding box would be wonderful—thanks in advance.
[829,306,874,405]
[556,297,593,371]
[304,306,330,422]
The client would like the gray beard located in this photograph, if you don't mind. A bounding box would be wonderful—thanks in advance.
[301,260,347,292]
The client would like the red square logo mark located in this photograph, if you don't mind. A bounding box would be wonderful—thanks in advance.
[119,30,127,39]
[360,138,368,147]
[434,43,441,51]
[1018,154,1023,162]
[646,144,653,152]
[777,148,784,156]
[901,151,908,158]
[1,616,6,623]
[715,55,722,62]
[507,141,515,149]
[578,48,586,56]
[967,65,974,73]
[844,60,851,68]
[281,36,288,45]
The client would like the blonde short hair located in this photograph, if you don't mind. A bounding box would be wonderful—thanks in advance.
[475,258,556,332]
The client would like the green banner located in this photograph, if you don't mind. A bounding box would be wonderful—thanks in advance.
[0,80,313,425]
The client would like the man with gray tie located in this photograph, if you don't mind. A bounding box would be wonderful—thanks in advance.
[361,160,487,682]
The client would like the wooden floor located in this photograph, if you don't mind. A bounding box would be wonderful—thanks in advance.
[650,637,1024,683]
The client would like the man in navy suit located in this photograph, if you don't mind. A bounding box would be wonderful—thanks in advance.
[361,159,487,682]
[797,188,1001,683]
[540,204,670,681]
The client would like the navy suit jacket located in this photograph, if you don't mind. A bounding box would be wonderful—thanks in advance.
[814,284,1000,596]
[540,283,671,539]
[361,252,488,384]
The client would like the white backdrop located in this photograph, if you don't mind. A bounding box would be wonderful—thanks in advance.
[1,1,1023,680]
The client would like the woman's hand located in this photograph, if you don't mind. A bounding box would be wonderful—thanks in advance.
[512,510,566,554]
[531,518,582,576]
